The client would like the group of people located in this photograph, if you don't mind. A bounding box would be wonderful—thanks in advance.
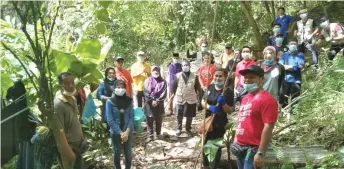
[49,6,343,169]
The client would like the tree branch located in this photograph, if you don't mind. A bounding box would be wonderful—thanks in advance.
[273,121,297,135]
[2,42,39,93]
[36,1,47,50]
[11,2,39,61]
[31,2,42,62]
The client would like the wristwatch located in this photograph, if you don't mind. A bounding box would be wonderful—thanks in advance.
[257,151,266,157]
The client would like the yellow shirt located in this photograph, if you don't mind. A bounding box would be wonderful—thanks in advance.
[131,62,151,91]
[220,53,234,68]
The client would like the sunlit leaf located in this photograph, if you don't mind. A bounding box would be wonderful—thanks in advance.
[50,49,78,74]
[96,9,109,22]
[95,23,106,34]
[75,39,101,60]
[98,1,112,9]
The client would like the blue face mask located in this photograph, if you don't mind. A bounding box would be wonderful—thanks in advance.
[213,80,224,86]
[273,27,281,33]
[264,59,274,66]
[243,83,259,92]
[275,37,283,44]
[289,45,297,52]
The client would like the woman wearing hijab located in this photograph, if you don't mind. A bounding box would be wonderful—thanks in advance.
[143,65,167,143]
[201,68,234,169]
[261,46,285,101]
[97,67,117,122]
[106,80,134,169]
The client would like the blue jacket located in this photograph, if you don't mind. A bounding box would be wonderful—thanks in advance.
[96,80,115,101]
[274,15,294,38]
[105,100,134,135]
[279,52,305,84]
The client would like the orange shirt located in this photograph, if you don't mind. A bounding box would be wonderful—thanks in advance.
[198,64,217,88]
[116,68,133,97]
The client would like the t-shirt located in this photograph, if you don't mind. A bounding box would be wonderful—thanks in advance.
[235,91,278,146]
[274,15,295,37]
[279,52,305,83]
[116,68,133,97]
[263,65,281,100]
[131,62,151,91]
[198,64,217,88]
[168,63,182,90]
[220,53,234,68]
[52,91,83,142]
[203,84,234,139]
[235,59,256,87]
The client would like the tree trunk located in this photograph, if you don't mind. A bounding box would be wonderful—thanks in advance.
[271,1,276,23]
[263,1,273,24]
[239,1,264,59]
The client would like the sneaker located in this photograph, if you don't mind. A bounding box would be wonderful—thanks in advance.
[176,130,182,136]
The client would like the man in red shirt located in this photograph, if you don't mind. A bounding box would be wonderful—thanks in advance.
[231,65,278,169]
[114,56,133,97]
[234,46,256,97]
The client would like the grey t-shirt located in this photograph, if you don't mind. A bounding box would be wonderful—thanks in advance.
[52,91,83,142]
[263,66,280,100]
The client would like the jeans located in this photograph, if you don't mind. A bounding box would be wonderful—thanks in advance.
[203,140,222,169]
[328,43,344,61]
[236,148,260,169]
[176,115,193,131]
[133,90,144,107]
[111,133,133,169]
[298,42,318,66]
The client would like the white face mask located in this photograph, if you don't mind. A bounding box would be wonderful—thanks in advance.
[114,88,126,96]
[242,52,251,59]
[62,88,77,97]
[182,66,190,72]
[201,47,207,52]
[173,58,179,64]
[152,73,159,78]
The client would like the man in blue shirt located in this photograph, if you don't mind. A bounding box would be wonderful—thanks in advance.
[274,7,295,43]
[279,41,304,110]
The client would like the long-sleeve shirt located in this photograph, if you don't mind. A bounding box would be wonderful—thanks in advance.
[105,100,134,135]
[279,52,305,83]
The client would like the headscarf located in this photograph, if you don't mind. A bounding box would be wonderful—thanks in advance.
[110,80,132,110]
[146,65,167,98]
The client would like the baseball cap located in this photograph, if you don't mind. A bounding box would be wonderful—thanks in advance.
[320,16,328,23]
[299,9,307,14]
[115,56,124,61]
[225,43,232,48]
[239,65,264,77]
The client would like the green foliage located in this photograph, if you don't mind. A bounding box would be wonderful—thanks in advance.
[95,23,106,34]
[204,138,223,163]
[96,9,109,22]
[98,1,112,9]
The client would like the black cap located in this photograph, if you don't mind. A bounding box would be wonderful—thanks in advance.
[115,56,124,61]
[173,53,179,58]
[320,16,328,23]
[239,65,264,77]
[225,43,232,49]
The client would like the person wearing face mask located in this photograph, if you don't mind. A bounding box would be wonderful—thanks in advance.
[131,51,151,108]
[261,46,285,101]
[273,34,288,60]
[97,67,117,123]
[201,68,234,169]
[105,80,134,169]
[167,53,182,116]
[198,52,217,110]
[274,7,295,42]
[294,9,319,70]
[52,72,85,169]
[196,41,208,62]
[232,65,278,169]
[172,60,201,136]
[268,23,286,46]
[318,16,344,61]
[143,65,167,143]
[234,46,256,97]
[279,41,305,109]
